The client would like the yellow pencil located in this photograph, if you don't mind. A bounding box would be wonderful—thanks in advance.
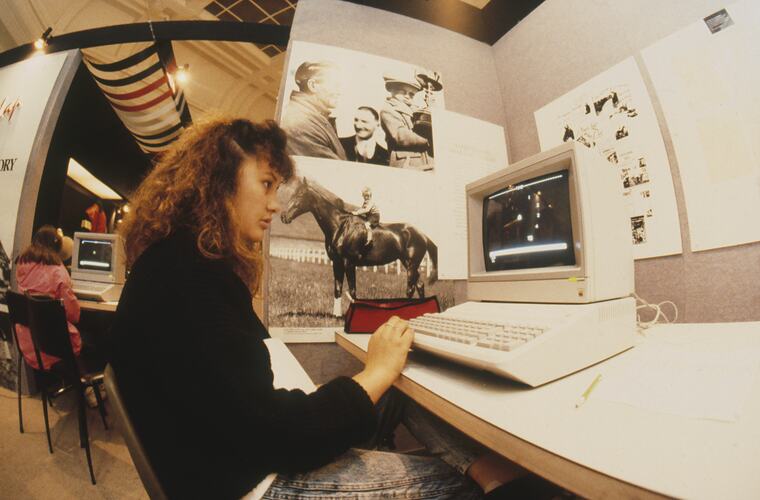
[575,374,602,408]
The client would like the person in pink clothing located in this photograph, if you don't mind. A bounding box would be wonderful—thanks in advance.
[14,225,83,370]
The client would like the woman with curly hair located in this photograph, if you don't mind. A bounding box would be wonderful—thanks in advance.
[108,117,533,500]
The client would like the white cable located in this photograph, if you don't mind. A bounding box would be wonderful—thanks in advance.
[632,292,678,330]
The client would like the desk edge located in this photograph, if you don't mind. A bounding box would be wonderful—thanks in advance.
[336,332,666,500]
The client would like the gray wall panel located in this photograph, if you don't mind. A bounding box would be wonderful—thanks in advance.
[491,0,760,322]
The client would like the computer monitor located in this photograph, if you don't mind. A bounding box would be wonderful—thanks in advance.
[71,232,126,285]
[466,142,633,304]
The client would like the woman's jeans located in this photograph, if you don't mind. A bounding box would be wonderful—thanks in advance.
[262,389,487,498]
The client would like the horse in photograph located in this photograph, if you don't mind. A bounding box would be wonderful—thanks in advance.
[280,178,438,316]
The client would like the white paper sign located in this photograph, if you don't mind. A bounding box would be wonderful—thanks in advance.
[432,109,508,279]
[641,1,760,252]
[534,57,682,259]
[0,51,70,308]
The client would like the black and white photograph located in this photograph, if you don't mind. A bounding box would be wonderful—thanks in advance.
[279,41,444,172]
[621,163,650,189]
[0,239,9,305]
[631,215,647,244]
[268,166,453,329]
[704,8,734,34]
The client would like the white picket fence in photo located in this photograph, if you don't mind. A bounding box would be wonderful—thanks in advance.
[269,243,433,277]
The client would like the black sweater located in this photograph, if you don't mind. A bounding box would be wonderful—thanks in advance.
[108,231,376,499]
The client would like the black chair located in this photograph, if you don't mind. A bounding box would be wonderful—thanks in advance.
[6,290,38,439]
[104,364,168,500]
[8,290,108,484]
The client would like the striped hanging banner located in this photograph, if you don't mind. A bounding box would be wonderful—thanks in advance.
[83,41,192,154]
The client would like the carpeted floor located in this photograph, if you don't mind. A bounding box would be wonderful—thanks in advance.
[0,385,147,499]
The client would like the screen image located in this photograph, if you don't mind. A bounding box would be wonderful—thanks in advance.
[77,239,113,272]
[483,169,575,272]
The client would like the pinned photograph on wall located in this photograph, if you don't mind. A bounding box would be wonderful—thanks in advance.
[631,216,647,244]
[278,41,444,172]
[267,162,455,340]
[704,9,734,34]
[535,57,682,259]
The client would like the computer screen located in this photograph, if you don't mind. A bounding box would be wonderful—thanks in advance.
[76,237,114,272]
[71,232,126,284]
[483,170,575,272]
[466,142,633,304]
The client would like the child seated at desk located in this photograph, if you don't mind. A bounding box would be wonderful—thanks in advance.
[14,225,106,404]
[108,117,560,500]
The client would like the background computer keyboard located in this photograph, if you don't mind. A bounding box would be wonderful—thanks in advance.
[72,280,123,302]
[74,281,110,292]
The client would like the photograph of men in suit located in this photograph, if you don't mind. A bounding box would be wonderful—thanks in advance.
[380,74,433,171]
[340,106,389,166]
[281,61,347,160]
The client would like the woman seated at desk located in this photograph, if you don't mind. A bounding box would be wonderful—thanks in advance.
[108,117,554,499]
[14,225,106,403]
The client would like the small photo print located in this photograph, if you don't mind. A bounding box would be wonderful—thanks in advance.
[631,215,647,244]
[704,9,734,34]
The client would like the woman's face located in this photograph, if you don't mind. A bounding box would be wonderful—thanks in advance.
[231,155,283,243]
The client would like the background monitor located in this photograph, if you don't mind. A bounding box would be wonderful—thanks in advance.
[71,232,126,284]
[466,142,633,304]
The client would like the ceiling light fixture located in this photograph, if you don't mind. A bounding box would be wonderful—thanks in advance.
[34,27,53,50]
[175,64,190,84]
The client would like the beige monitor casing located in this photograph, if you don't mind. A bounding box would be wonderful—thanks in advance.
[466,142,634,304]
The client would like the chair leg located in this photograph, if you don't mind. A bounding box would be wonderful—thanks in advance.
[77,389,97,485]
[17,352,24,434]
[92,383,108,430]
[39,377,53,454]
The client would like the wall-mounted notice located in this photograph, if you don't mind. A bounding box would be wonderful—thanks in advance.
[642,1,760,252]
[534,57,682,260]
[0,52,69,308]
[432,109,508,279]
[279,41,444,172]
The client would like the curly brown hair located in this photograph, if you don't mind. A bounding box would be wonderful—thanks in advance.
[120,117,295,292]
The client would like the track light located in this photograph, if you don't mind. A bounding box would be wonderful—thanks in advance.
[175,64,190,84]
[34,27,53,50]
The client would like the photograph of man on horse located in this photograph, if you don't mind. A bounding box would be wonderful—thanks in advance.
[280,177,438,316]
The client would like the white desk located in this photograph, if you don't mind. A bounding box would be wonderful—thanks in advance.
[337,323,760,499]
[79,300,118,312]
[264,338,317,392]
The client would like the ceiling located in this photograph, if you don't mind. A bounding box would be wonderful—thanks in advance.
[460,0,491,8]
[203,0,296,57]
[0,0,288,122]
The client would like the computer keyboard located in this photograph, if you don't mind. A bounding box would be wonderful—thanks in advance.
[410,315,548,351]
[408,298,637,387]
[74,281,109,292]
[72,280,123,302]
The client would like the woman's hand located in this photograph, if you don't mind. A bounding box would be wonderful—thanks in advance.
[352,316,414,403]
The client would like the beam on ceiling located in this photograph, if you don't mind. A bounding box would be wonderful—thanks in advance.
[0,20,289,68]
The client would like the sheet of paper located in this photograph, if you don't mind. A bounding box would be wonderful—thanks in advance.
[641,1,760,252]
[534,57,682,259]
[432,109,508,279]
[594,341,760,422]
